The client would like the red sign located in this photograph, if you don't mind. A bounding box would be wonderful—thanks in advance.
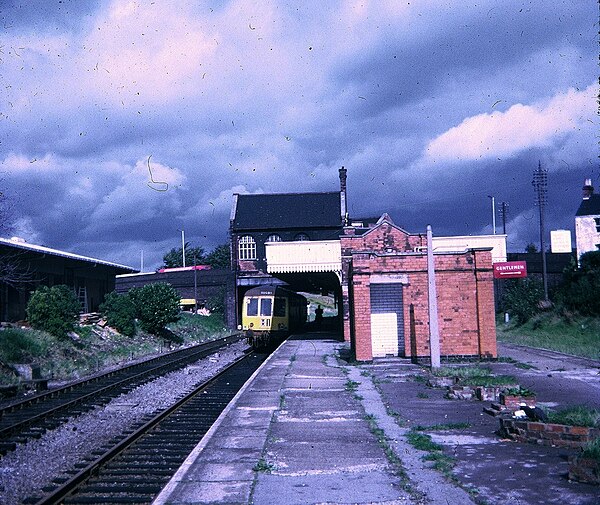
[493,261,527,279]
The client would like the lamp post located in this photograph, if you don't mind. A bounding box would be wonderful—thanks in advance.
[487,195,496,235]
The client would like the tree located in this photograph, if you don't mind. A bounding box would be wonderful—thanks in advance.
[557,251,600,316]
[525,243,538,254]
[162,244,205,268]
[26,285,80,337]
[205,244,230,269]
[129,283,180,335]
[500,277,544,325]
[100,291,137,336]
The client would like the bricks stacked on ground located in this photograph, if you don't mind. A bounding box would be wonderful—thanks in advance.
[499,418,600,448]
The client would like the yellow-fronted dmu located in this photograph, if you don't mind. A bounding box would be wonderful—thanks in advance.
[242,285,307,348]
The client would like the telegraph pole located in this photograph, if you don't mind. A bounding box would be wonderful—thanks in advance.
[532,162,549,303]
[499,202,509,235]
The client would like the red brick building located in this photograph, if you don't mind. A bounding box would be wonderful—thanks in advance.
[341,214,497,361]
[230,168,498,362]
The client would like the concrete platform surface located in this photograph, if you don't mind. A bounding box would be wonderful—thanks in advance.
[153,335,600,505]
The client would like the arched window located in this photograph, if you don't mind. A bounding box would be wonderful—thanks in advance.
[294,233,310,241]
[238,235,256,260]
[266,234,282,243]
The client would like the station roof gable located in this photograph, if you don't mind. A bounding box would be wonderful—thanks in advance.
[232,192,342,231]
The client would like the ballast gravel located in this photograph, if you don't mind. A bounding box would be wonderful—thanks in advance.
[0,341,249,505]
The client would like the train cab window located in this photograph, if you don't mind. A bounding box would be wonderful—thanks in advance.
[274,297,286,317]
[246,297,258,316]
[260,298,272,316]
[294,233,310,241]
[238,235,257,260]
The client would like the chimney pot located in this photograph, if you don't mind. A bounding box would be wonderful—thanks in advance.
[583,178,594,200]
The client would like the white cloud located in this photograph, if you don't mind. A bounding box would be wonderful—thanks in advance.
[85,157,186,230]
[424,83,596,163]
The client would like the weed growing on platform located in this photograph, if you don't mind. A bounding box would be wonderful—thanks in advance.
[547,405,600,427]
[253,458,276,473]
[406,430,457,481]
[344,379,359,391]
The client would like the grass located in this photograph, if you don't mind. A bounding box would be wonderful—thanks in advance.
[431,366,492,379]
[406,430,457,480]
[581,438,600,462]
[459,374,517,387]
[501,386,536,397]
[0,312,231,385]
[546,406,600,428]
[413,422,471,431]
[497,312,600,360]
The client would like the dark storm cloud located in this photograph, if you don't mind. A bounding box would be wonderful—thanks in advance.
[331,1,596,119]
[0,0,596,269]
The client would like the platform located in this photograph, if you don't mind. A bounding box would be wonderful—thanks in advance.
[153,335,600,505]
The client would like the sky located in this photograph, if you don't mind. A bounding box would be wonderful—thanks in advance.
[0,0,597,271]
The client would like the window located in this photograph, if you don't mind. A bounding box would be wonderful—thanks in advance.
[266,234,282,242]
[294,233,310,241]
[595,218,600,233]
[246,297,258,316]
[274,297,286,317]
[260,298,272,316]
[238,235,256,260]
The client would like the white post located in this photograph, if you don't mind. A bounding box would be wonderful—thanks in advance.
[427,225,441,369]
[181,229,186,267]
[140,250,144,272]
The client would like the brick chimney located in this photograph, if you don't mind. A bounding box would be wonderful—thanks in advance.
[339,166,348,224]
[582,178,594,200]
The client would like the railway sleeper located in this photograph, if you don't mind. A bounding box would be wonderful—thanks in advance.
[72,483,163,493]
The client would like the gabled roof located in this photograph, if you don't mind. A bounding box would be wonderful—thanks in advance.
[576,195,600,217]
[0,237,136,273]
[231,192,342,231]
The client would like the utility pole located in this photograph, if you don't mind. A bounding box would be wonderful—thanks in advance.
[487,196,496,234]
[500,202,509,235]
[193,251,198,313]
[532,161,549,303]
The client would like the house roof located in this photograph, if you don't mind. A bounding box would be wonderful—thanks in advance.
[0,237,137,273]
[576,194,600,217]
[231,192,342,231]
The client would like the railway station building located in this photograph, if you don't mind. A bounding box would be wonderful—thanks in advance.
[0,237,136,322]
[230,168,500,362]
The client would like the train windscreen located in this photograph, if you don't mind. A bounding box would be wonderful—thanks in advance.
[246,297,258,316]
[260,298,272,316]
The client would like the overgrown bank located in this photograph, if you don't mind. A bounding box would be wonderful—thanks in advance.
[0,312,232,387]
[496,312,600,360]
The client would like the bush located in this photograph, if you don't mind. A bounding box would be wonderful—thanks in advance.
[26,285,80,337]
[100,291,137,336]
[500,278,544,324]
[556,252,600,316]
[129,283,180,335]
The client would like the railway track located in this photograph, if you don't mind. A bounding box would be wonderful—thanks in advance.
[0,335,243,455]
[26,351,266,505]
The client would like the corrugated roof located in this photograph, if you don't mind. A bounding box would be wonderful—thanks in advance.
[232,192,342,230]
[576,195,600,216]
[0,237,136,272]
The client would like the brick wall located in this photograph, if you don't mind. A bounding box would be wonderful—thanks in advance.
[342,219,497,361]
